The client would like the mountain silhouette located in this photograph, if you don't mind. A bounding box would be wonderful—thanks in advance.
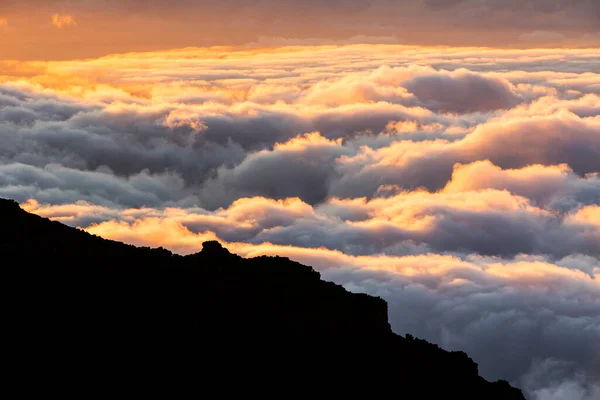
[2,198,525,398]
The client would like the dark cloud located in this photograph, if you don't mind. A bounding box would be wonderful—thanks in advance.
[197,134,350,208]
[403,70,522,113]
[0,163,197,209]
[0,87,249,188]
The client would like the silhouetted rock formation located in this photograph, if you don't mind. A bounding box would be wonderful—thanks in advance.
[2,198,525,399]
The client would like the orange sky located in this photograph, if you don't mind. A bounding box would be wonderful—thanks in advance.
[0,0,598,60]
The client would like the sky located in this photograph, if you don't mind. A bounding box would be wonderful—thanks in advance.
[1,1,599,399]
[0,0,599,59]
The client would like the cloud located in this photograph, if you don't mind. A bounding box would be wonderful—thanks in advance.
[443,161,600,211]
[403,68,522,113]
[522,358,600,400]
[0,163,199,210]
[192,108,598,207]
[330,110,600,199]
[297,65,522,113]
[197,133,351,208]
[52,14,76,28]
[20,186,600,266]
[1,44,600,399]
[0,50,598,213]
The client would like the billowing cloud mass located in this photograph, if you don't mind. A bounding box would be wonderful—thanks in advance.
[1,45,599,399]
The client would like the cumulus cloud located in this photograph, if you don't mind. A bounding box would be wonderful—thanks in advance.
[1,44,599,399]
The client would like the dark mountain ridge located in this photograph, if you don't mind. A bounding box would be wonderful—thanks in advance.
[2,198,525,398]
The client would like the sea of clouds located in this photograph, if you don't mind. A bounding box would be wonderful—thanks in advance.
[1,45,599,399]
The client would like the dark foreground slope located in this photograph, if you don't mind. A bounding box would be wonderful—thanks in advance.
[2,198,524,399]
